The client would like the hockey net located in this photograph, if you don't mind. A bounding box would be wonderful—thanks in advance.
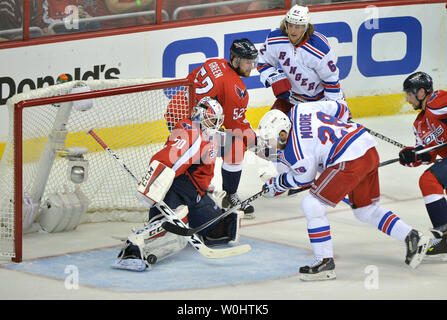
[0,78,194,262]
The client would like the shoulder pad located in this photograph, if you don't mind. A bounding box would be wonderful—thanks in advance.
[301,32,331,59]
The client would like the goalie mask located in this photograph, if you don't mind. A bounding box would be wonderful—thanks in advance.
[192,97,224,136]
[258,110,292,148]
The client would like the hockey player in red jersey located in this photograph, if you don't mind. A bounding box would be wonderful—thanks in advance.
[169,38,259,218]
[399,71,447,258]
[112,97,242,271]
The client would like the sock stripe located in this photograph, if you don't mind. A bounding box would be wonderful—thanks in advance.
[308,226,331,243]
[378,211,400,235]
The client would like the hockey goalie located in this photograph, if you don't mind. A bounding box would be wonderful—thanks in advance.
[112,97,242,271]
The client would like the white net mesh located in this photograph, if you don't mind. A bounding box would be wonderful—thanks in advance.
[0,78,192,260]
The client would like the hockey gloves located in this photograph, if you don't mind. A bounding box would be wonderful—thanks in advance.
[399,146,432,167]
[263,174,288,198]
[265,70,292,101]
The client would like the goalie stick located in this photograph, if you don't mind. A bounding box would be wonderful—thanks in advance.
[163,185,311,236]
[87,129,251,259]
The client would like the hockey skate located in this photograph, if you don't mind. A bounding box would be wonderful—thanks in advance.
[425,224,447,260]
[299,257,336,281]
[222,193,255,219]
[404,229,430,268]
[111,241,150,272]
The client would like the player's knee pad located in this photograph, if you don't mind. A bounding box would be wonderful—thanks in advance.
[428,158,447,188]
[353,204,375,224]
[420,169,445,197]
[301,194,327,220]
[203,211,242,246]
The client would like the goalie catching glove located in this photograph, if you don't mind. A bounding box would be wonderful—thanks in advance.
[135,160,175,209]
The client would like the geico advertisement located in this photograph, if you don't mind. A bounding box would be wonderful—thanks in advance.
[0,3,445,111]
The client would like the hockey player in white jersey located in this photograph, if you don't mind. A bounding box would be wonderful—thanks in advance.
[257,101,430,281]
[257,5,343,115]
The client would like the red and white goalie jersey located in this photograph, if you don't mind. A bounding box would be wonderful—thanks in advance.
[150,118,219,195]
[413,90,447,160]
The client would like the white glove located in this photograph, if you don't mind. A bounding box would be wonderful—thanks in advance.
[263,174,288,198]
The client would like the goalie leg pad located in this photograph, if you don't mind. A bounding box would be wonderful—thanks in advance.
[188,194,242,246]
[113,206,189,271]
[203,212,242,246]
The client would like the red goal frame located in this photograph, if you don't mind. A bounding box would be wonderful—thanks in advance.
[11,78,194,262]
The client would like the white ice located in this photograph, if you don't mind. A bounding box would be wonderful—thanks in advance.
[1,114,446,300]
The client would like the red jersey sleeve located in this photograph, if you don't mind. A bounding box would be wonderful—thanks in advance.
[150,119,202,177]
[426,90,447,119]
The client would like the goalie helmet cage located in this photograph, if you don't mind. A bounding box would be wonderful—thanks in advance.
[0,78,195,262]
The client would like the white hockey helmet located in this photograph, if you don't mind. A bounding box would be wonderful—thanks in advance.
[192,96,224,135]
[258,110,292,147]
[285,5,310,26]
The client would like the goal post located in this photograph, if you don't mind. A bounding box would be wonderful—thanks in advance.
[0,78,195,262]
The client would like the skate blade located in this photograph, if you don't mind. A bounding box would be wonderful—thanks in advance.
[409,235,430,269]
[299,270,336,281]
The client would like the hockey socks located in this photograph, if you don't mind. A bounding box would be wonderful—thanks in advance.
[425,197,447,228]
[302,195,334,259]
[354,204,411,242]
[307,223,333,259]
[221,165,242,195]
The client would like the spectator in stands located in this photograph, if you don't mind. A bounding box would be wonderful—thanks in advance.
[35,0,101,35]
[102,0,155,14]
[99,0,156,28]
[164,0,234,21]
[0,0,38,41]
[246,0,284,11]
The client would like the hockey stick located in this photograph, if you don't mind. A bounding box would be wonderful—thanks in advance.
[379,158,399,167]
[87,129,251,259]
[162,186,280,237]
[353,122,406,149]
[289,157,399,199]
[380,141,447,166]
[163,185,312,236]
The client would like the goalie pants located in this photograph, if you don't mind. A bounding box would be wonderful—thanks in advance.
[149,174,238,244]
